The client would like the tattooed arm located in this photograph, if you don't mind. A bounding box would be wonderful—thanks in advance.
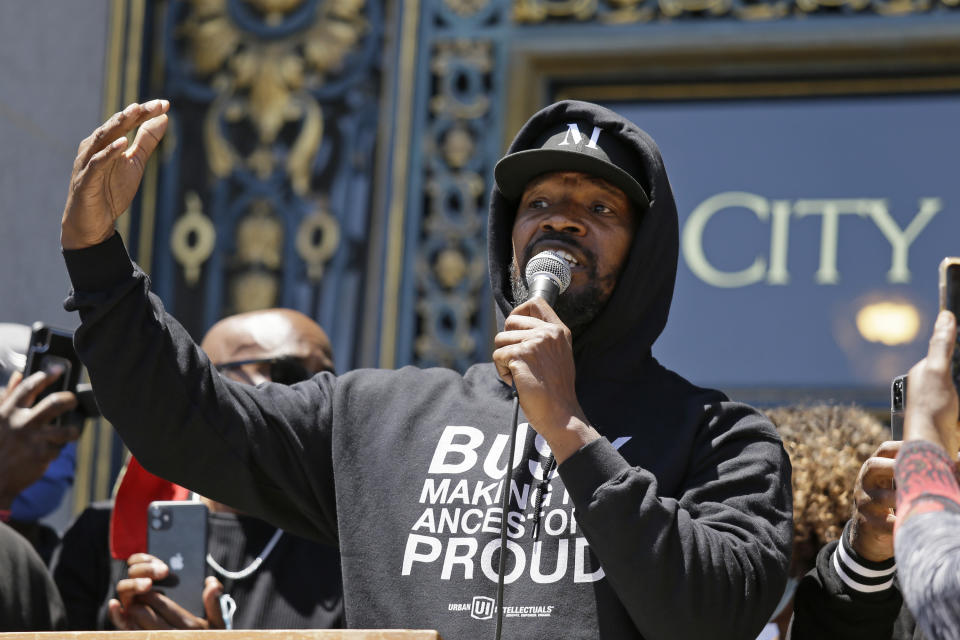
[892,310,960,640]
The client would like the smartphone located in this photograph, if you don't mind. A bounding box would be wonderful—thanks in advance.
[939,258,960,417]
[23,322,83,427]
[147,501,209,618]
[891,374,907,440]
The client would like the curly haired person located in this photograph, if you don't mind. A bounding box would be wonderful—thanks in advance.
[762,404,889,640]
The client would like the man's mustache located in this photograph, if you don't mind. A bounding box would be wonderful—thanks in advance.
[521,232,595,271]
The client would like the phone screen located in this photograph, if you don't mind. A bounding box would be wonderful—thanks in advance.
[938,258,960,416]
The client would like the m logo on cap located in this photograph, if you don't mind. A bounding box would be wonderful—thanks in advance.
[558,123,601,150]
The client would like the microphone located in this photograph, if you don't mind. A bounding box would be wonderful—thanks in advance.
[524,251,572,307]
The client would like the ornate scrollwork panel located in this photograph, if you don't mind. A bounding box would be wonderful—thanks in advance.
[149,0,382,369]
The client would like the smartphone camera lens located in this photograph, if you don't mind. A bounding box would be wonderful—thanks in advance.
[151,517,163,530]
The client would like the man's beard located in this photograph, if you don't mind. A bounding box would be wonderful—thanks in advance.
[509,260,608,338]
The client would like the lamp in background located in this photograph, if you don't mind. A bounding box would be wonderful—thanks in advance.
[855,301,921,346]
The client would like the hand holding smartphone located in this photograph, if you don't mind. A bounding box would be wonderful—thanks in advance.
[23,322,99,426]
[938,258,960,418]
[146,500,209,618]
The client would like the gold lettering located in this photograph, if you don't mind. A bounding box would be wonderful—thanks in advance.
[682,192,768,288]
[867,198,942,283]
[767,200,791,285]
[792,199,873,285]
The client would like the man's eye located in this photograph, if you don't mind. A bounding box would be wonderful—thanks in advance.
[592,203,614,215]
[528,198,548,209]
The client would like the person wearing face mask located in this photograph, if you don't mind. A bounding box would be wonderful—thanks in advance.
[51,309,343,631]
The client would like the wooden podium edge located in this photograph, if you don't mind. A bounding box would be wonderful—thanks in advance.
[0,630,441,640]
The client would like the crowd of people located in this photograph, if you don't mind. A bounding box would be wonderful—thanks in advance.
[1,98,959,639]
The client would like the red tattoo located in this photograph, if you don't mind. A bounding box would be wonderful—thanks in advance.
[895,440,960,531]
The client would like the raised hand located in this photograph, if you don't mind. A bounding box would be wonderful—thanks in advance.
[61,100,170,250]
[0,370,79,509]
[904,310,960,454]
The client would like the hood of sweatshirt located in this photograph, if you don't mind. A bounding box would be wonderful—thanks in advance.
[488,100,679,381]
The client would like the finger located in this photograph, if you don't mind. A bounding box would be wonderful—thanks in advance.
[860,488,897,511]
[127,557,169,580]
[493,329,538,349]
[511,297,562,323]
[77,102,142,168]
[861,457,896,490]
[202,577,225,628]
[491,346,514,386]
[125,600,173,630]
[83,136,129,179]
[927,310,957,373]
[127,553,162,566]
[78,100,168,168]
[140,591,205,629]
[0,370,60,413]
[492,344,533,386]
[873,441,902,459]
[5,370,22,393]
[116,577,154,610]
[107,598,131,630]
[503,314,550,332]
[22,391,78,428]
[126,112,169,169]
[859,509,897,532]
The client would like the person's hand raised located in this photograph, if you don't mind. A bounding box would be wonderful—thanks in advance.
[61,100,170,250]
[0,370,79,509]
[904,310,960,454]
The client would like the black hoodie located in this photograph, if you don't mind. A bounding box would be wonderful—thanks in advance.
[63,100,791,640]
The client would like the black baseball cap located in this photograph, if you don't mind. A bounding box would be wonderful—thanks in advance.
[494,120,650,212]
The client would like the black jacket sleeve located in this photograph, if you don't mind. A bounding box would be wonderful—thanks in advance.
[63,235,338,545]
[558,403,793,640]
[789,521,915,640]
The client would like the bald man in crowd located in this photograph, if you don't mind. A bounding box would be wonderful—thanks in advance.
[52,308,343,631]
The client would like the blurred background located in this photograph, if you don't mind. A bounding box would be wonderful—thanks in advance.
[2,0,958,526]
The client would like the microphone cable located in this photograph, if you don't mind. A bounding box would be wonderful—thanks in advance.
[494,388,520,640]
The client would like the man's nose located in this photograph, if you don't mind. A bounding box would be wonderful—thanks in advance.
[539,206,586,235]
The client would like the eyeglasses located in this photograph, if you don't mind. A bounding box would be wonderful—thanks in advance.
[214,355,314,386]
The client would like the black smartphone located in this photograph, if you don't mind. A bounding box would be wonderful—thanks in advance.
[23,322,83,427]
[939,258,960,417]
[891,374,907,440]
[147,500,209,618]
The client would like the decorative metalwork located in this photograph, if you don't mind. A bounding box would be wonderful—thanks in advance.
[407,29,504,370]
[170,191,216,285]
[444,0,494,15]
[143,0,383,371]
[229,200,284,312]
[182,0,367,194]
[296,204,341,280]
[513,0,957,21]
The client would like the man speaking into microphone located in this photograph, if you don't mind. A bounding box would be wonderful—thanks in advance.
[59,99,791,639]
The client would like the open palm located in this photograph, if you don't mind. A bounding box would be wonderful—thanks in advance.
[61,100,170,250]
